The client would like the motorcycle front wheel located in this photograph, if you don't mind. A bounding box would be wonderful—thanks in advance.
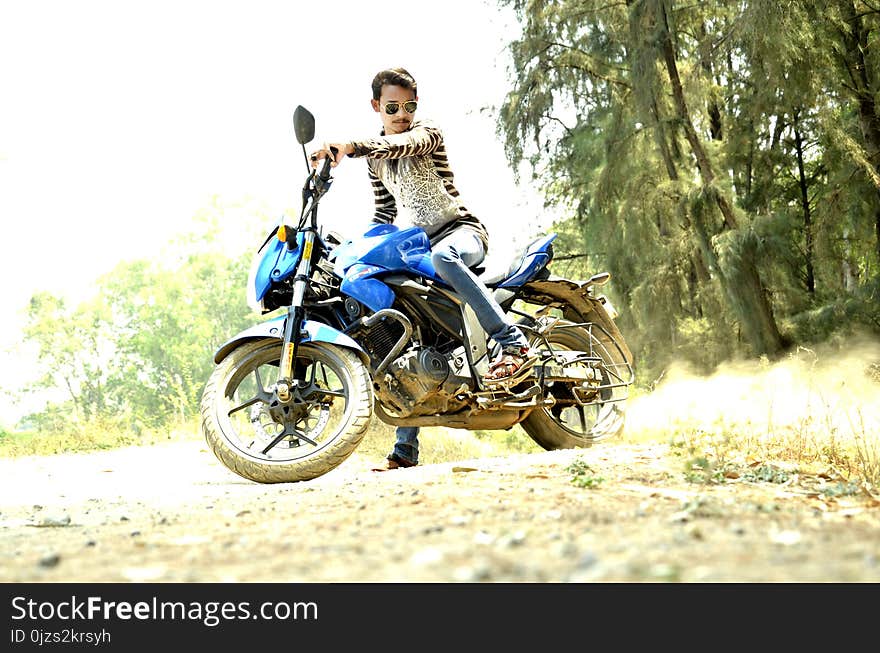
[200,339,373,483]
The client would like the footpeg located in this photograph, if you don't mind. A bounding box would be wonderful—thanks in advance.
[482,355,539,389]
[476,383,541,409]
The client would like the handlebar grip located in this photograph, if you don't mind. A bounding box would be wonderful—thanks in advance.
[318,146,339,182]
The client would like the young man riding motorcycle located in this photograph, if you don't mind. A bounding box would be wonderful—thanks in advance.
[309,67,531,471]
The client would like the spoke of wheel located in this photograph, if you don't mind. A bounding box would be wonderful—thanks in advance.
[228,395,263,417]
[290,427,318,447]
[228,366,272,417]
[254,366,266,394]
[577,406,587,433]
[314,387,345,399]
[261,426,317,455]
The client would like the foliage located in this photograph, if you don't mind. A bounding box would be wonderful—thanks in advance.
[497,0,880,373]
[565,458,606,488]
[14,221,259,439]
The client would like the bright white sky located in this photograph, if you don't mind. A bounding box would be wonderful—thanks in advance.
[0,0,555,424]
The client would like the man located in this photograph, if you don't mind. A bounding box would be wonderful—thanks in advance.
[310,67,531,471]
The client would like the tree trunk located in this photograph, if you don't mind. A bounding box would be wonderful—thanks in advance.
[838,0,880,264]
[650,97,679,181]
[657,0,784,356]
[793,110,816,295]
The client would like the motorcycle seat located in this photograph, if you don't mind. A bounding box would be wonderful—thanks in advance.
[472,241,533,287]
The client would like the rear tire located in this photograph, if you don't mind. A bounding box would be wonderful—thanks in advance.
[200,339,372,483]
[520,320,627,449]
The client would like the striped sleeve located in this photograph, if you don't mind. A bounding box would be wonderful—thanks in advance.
[367,163,396,224]
[349,121,443,159]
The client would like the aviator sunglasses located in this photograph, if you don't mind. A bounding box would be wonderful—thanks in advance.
[382,100,418,115]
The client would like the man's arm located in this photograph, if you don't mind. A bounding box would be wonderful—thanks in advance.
[349,121,443,159]
[369,165,396,224]
[310,122,443,168]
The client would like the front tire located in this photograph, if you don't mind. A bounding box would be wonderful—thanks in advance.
[200,339,372,483]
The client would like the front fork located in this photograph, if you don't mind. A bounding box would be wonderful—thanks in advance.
[276,228,316,402]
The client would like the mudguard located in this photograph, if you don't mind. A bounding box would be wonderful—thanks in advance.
[213,316,369,365]
[521,275,634,365]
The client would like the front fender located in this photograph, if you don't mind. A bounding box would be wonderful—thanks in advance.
[213,316,369,365]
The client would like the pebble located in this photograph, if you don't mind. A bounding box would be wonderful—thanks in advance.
[37,514,71,527]
[38,553,61,568]
[648,564,681,581]
[497,531,526,548]
[769,529,802,546]
[554,540,579,557]
[453,563,492,582]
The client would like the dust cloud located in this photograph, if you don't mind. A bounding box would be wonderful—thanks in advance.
[624,336,880,444]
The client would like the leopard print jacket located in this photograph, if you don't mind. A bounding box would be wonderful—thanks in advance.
[348,118,490,251]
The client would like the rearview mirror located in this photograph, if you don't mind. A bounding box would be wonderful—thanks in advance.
[293,106,315,145]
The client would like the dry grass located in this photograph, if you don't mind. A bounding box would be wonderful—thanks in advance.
[0,417,200,458]
[625,342,880,489]
[0,414,540,463]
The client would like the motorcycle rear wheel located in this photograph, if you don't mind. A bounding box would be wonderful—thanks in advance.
[520,320,626,449]
[200,339,372,483]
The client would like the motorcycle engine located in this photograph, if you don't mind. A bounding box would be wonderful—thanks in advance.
[377,345,472,418]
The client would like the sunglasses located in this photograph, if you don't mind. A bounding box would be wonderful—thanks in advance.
[382,100,418,115]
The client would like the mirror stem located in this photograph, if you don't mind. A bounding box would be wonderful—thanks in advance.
[301,144,310,172]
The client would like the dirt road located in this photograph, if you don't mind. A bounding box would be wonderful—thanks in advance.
[1,437,879,583]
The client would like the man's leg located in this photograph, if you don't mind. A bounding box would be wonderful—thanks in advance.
[391,426,419,466]
[430,230,530,354]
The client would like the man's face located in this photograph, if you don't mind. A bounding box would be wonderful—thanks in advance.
[371,84,418,135]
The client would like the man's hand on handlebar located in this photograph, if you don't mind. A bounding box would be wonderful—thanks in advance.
[309,143,354,169]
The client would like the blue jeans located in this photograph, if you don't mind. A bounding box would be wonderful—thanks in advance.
[430,228,530,354]
[392,426,420,465]
[391,227,530,464]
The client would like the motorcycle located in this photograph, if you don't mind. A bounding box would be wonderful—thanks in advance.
[199,106,635,483]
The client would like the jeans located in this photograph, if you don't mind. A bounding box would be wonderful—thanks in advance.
[430,228,530,353]
[390,227,530,464]
[392,426,420,465]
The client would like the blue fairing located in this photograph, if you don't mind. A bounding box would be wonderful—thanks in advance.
[253,231,303,301]
[213,316,367,364]
[339,264,396,312]
[241,224,556,311]
[332,223,432,277]
[331,224,437,311]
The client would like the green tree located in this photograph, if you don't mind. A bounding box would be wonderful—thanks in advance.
[497,0,880,374]
[22,293,116,422]
[99,250,255,426]
[19,247,255,432]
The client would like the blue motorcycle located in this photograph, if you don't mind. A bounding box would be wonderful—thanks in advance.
[199,106,634,483]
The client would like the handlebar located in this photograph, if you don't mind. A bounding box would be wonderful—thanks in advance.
[299,145,339,229]
[317,146,338,183]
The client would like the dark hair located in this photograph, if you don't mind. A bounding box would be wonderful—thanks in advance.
[371,67,417,100]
